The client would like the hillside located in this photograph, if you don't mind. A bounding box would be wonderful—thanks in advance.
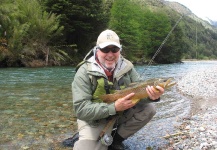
[163,1,217,31]
[134,0,217,60]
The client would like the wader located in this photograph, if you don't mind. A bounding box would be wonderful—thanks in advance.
[73,101,156,150]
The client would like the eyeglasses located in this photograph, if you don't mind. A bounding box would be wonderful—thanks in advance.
[99,47,120,53]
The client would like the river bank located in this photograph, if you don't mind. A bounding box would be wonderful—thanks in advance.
[124,66,217,150]
[164,68,217,149]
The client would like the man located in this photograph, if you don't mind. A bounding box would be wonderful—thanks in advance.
[72,29,164,150]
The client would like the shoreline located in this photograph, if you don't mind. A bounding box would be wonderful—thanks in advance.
[164,68,217,149]
[181,59,217,62]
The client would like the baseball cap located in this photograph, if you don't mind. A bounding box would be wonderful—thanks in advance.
[96,29,121,49]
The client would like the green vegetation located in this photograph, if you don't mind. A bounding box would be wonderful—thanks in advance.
[42,0,111,62]
[0,0,64,67]
[0,0,217,67]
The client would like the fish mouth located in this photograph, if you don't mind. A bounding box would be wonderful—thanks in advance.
[165,78,177,88]
[167,81,177,88]
[154,78,176,88]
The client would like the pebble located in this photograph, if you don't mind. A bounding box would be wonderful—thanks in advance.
[166,69,217,149]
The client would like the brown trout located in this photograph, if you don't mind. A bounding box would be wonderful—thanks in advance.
[100,78,176,104]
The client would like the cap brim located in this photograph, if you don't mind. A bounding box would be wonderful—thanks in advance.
[98,42,121,49]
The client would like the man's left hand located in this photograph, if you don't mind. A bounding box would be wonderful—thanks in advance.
[146,85,164,100]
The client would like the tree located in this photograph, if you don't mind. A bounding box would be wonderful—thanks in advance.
[109,0,145,60]
[153,15,187,63]
[43,0,111,56]
[0,0,64,67]
[0,0,15,65]
[109,0,185,63]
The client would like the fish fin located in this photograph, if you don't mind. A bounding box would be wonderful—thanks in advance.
[131,99,140,104]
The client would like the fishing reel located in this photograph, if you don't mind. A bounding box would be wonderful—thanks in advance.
[100,133,113,146]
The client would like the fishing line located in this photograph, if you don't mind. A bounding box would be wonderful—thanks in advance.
[140,14,183,79]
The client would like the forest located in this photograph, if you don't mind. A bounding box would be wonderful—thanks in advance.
[0,0,217,67]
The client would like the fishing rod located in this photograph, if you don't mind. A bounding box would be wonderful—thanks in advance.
[140,14,184,79]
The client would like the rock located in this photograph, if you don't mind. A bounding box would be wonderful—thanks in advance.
[199,127,206,132]
[185,125,190,130]
[200,142,209,149]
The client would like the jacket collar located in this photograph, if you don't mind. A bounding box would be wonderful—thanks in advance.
[86,55,133,81]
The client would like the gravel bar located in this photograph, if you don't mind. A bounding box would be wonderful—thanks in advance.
[166,68,217,149]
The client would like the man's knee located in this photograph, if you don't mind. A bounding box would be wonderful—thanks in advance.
[146,103,156,117]
[137,103,156,121]
[74,139,107,150]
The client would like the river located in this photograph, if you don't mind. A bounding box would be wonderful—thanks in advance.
[0,61,217,150]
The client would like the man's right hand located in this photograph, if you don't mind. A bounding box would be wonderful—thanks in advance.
[114,93,135,112]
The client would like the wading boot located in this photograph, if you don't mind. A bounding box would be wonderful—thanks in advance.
[62,132,79,147]
[108,133,125,150]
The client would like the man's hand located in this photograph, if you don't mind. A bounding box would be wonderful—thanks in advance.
[146,85,164,100]
[114,93,135,112]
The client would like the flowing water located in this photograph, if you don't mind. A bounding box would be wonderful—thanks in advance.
[0,61,217,150]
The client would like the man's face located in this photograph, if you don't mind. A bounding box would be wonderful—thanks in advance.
[97,45,120,70]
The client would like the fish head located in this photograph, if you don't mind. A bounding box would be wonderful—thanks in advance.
[155,78,176,88]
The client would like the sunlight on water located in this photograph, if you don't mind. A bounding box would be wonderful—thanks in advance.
[0,61,217,149]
